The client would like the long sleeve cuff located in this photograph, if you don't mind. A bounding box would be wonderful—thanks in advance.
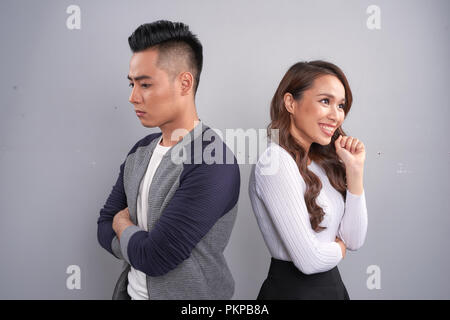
[347,188,365,199]
[332,241,344,261]
[119,225,142,265]
[339,189,368,251]
[111,236,124,260]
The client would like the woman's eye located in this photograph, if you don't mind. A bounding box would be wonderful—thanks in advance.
[338,103,345,109]
[321,98,329,104]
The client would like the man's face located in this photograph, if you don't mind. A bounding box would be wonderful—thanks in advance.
[127,48,178,128]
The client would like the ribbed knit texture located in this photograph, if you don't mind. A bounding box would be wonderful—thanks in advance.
[249,142,368,275]
[97,121,240,299]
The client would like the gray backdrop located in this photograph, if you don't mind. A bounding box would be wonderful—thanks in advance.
[1,0,449,299]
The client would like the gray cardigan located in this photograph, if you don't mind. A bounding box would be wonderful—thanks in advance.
[97,121,240,299]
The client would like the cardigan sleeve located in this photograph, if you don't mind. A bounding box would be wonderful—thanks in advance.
[97,160,127,260]
[118,161,240,276]
[96,135,159,260]
[254,146,343,275]
[337,189,368,251]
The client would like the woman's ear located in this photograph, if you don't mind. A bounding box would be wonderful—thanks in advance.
[283,93,296,114]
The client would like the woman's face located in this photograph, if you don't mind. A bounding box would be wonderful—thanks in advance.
[285,74,346,150]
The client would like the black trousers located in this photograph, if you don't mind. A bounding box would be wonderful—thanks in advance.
[257,258,350,300]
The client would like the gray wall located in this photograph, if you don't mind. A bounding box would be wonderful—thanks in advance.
[1,0,449,299]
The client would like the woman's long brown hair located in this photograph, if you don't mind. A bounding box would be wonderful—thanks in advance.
[268,60,353,232]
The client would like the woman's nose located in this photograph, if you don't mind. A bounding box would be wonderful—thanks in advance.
[328,104,339,121]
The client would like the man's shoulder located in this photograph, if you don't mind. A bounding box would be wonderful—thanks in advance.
[181,125,241,184]
[126,132,162,157]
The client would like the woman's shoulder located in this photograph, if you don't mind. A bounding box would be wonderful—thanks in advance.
[255,142,301,177]
[257,142,290,161]
[252,142,308,195]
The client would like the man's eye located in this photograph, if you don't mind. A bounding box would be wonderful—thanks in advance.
[141,84,151,88]
[128,83,134,88]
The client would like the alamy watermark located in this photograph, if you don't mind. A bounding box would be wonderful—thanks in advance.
[66,265,81,290]
[366,265,381,290]
[167,121,280,175]
[366,5,381,30]
[66,5,81,30]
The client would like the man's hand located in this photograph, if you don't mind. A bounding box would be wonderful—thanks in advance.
[335,236,347,259]
[112,207,134,240]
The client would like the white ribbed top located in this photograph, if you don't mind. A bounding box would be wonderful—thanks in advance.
[248,142,368,275]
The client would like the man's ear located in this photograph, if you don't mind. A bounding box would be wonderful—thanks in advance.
[284,93,296,114]
[179,71,194,96]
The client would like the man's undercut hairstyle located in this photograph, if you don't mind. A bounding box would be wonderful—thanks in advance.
[128,20,203,95]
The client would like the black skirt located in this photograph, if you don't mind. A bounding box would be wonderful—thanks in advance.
[257,258,350,300]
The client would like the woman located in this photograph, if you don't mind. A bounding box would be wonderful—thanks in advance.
[248,60,368,300]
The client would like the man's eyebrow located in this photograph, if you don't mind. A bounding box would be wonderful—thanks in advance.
[317,93,346,102]
[127,75,152,81]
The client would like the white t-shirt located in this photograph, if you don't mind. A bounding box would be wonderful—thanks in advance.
[248,142,368,275]
[127,136,171,300]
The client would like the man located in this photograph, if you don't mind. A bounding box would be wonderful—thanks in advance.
[97,20,240,300]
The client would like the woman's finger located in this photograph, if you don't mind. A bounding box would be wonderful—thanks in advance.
[335,135,343,149]
[344,136,353,150]
[340,135,348,148]
[350,138,359,153]
[356,141,364,151]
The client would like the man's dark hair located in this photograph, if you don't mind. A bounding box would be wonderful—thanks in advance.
[128,20,203,95]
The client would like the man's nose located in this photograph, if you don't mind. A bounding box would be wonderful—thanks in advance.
[129,87,141,104]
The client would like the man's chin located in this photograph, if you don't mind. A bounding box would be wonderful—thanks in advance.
[140,119,159,128]
[142,123,159,129]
